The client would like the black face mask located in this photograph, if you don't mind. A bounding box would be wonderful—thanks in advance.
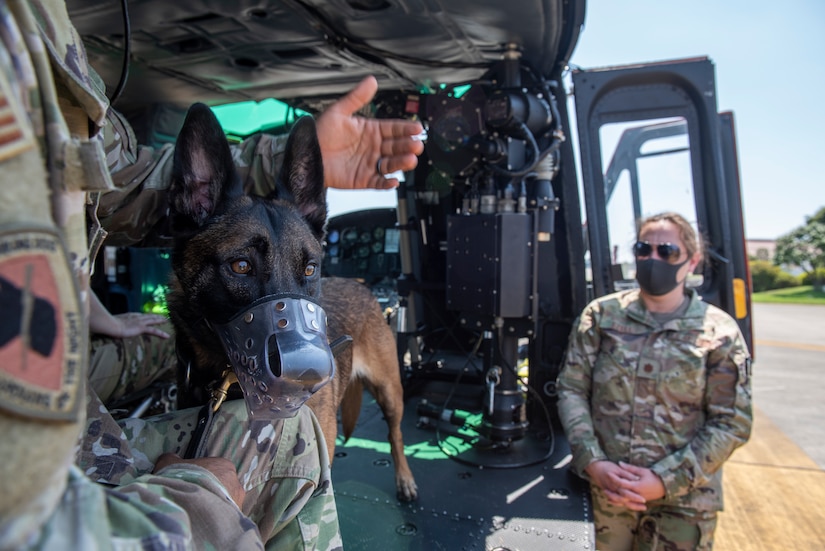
[635,258,688,296]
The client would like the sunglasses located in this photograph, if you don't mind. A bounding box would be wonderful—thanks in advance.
[633,241,682,262]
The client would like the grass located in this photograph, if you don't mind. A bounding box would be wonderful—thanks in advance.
[752,285,825,305]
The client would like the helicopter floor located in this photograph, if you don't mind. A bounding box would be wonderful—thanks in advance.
[331,384,593,551]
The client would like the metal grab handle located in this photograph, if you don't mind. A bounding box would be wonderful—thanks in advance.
[486,367,501,416]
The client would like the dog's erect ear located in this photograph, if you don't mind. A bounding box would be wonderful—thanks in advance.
[271,116,327,240]
[170,103,243,232]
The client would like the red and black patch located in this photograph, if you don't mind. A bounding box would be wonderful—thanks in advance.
[0,227,83,421]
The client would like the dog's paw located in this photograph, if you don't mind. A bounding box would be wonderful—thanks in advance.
[396,474,419,502]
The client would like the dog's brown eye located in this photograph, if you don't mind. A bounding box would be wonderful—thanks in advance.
[305,263,317,277]
[231,259,252,274]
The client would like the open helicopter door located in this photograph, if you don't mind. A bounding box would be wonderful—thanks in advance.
[572,57,753,354]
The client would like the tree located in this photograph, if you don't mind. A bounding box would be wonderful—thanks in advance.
[750,260,799,292]
[774,207,825,289]
[811,206,825,225]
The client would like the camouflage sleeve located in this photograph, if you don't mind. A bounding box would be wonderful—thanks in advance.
[113,464,265,550]
[102,109,289,195]
[98,115,290,247]
[650,317,753,499]
[556,303,609,477]
[26,465,264,550]
[231,132,291,197]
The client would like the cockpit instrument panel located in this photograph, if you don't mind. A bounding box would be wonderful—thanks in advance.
[323,208,401,282]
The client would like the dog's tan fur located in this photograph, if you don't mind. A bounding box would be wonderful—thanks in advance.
[311,277,417,501]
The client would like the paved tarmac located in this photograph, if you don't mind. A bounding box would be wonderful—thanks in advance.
[751,303,825,468]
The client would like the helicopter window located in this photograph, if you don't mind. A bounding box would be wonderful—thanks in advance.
[596,116,703,289]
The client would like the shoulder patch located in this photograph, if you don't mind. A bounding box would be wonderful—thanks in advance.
[0,226,84,420]
[0,71,37,163]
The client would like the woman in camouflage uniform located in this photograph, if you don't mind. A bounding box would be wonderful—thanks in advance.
[557,212,752,551]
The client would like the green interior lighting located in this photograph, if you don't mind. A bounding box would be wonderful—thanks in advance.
[211,99,308,138]
[338,412,484,461]
[452,84,471,98]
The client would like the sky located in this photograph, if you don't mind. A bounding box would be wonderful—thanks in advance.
[569,0,825,240]
[329,0,825,241]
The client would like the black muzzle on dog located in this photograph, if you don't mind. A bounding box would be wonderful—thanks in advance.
[212,293,335,419]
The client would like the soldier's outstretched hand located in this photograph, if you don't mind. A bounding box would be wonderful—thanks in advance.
[316,75,424,190]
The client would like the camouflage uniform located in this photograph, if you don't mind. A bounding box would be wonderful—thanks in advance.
[77,395,341,551]
[0,1,341,549]
[88,319,177,405]
[557,288,752,551]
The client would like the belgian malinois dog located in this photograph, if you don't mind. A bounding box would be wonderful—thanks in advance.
[165,103,417,501]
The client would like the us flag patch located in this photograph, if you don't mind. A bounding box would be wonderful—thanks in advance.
[0,72,36,163]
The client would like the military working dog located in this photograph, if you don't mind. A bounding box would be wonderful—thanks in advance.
[165,103,417,501]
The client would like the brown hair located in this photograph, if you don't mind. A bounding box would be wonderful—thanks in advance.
[637,212,703,259]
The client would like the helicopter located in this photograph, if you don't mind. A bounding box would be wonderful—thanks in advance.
[67,0,752,548]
